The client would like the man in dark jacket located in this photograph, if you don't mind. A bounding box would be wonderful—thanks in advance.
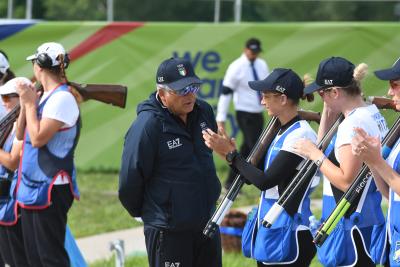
[119,57,222,267]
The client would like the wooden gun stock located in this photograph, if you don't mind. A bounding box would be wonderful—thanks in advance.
[369,96,397,111]
[68,82,128,108]
[299,110,321,124]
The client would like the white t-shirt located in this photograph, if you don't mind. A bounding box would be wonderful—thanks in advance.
[40,90,79,128]
[323,104,388,198]
[335,104,388,163]
[216,54,269,121]
[40,90,79,184]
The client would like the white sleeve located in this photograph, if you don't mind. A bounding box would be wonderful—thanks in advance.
[336,117,375,148]
[216,93,232,122]
[222,62,240,89]
[282,126,317,155]
[41,91,79,127]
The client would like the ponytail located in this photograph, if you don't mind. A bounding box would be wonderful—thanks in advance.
[301,73,314,102]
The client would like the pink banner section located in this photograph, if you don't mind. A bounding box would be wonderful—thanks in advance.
[69,22,144,62]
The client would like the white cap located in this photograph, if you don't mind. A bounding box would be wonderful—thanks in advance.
[0,77,32,95]
[0,52,10,74]
[26,42,67,67]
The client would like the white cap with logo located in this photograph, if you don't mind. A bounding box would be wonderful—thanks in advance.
[26,42,67,67]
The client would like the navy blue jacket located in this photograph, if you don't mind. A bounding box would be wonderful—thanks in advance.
[119,92,221,231]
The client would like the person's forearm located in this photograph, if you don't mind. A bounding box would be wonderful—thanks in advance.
[319,158,363,192]
[16,105,26,140]
[368,157,400,196]
[0,149,16,171]
[317,106,339,142]
[25,104,41,146]
[368,167,390,199]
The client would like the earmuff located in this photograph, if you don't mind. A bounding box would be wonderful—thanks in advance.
[36,53,70,69]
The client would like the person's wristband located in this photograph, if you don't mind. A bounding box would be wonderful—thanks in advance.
[314,154,327,168]
[226,150,239,165]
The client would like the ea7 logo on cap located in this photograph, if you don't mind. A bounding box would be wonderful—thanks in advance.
[275,85,286,93]
[177,64,187,76]
[157,76,164,82]
[324,79,333,85]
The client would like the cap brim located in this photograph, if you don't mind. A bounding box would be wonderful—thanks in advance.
[26,54,37,61]
[167,76,202,90]
[374,68,400,81]
[304,82,323,94]
[248,80,273,92]
[0,85,17,95]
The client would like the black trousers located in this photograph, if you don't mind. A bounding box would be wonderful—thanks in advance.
[144,225,222,267]
[21,185,73,267]
[0,219,29,267]
[225,111,264,188]
[257,230,316,267]
[352,229,375,267]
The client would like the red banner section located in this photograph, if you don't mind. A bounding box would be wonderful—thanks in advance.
[69,22,144,62]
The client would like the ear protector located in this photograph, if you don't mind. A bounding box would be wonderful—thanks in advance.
[36,53,70,69]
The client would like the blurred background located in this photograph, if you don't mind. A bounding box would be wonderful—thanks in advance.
[0,1,399,266]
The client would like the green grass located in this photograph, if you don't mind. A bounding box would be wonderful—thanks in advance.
[68,172,141,238]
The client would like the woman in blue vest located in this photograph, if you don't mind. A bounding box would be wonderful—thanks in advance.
[15,42,80,267]
[293,57,388,267]
[352,57,400,267]
[203,68,318,266]
[0,78,30,267]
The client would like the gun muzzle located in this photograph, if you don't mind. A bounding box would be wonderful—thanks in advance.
[203,221,219,238]
[313,228,328,247]
[261,220,272,228]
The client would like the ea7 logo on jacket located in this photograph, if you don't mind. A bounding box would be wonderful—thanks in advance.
[167,138,182,150]
[165,262,180,267]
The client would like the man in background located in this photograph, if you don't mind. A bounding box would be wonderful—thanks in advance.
[216,38,269,189]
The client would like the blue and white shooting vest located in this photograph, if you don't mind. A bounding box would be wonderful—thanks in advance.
[242,121,317,264]
[387,138,400,267]
[16,84,80,209]
[0,130,18,225]
[319,138,386,267]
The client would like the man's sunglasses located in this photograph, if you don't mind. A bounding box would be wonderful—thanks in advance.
[170,84,201,96]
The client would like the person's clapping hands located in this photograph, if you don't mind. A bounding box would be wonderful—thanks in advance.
[15,79,37,107]
[351,127,381,165]
[202,126,236,160]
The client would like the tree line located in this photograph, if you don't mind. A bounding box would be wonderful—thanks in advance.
[0,0,399,22]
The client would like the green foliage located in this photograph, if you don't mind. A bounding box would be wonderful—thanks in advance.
[1,0,399,21]
[43,0,107,20]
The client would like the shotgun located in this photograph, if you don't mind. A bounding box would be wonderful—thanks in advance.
[262,113,344,228]
[313,97,399,247]
[0,82,127,134]
[68,82,127,109]
[203,110,321,238]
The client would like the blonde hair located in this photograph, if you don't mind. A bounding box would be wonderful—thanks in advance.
[338,63,368,96]
[353,63,368,82]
